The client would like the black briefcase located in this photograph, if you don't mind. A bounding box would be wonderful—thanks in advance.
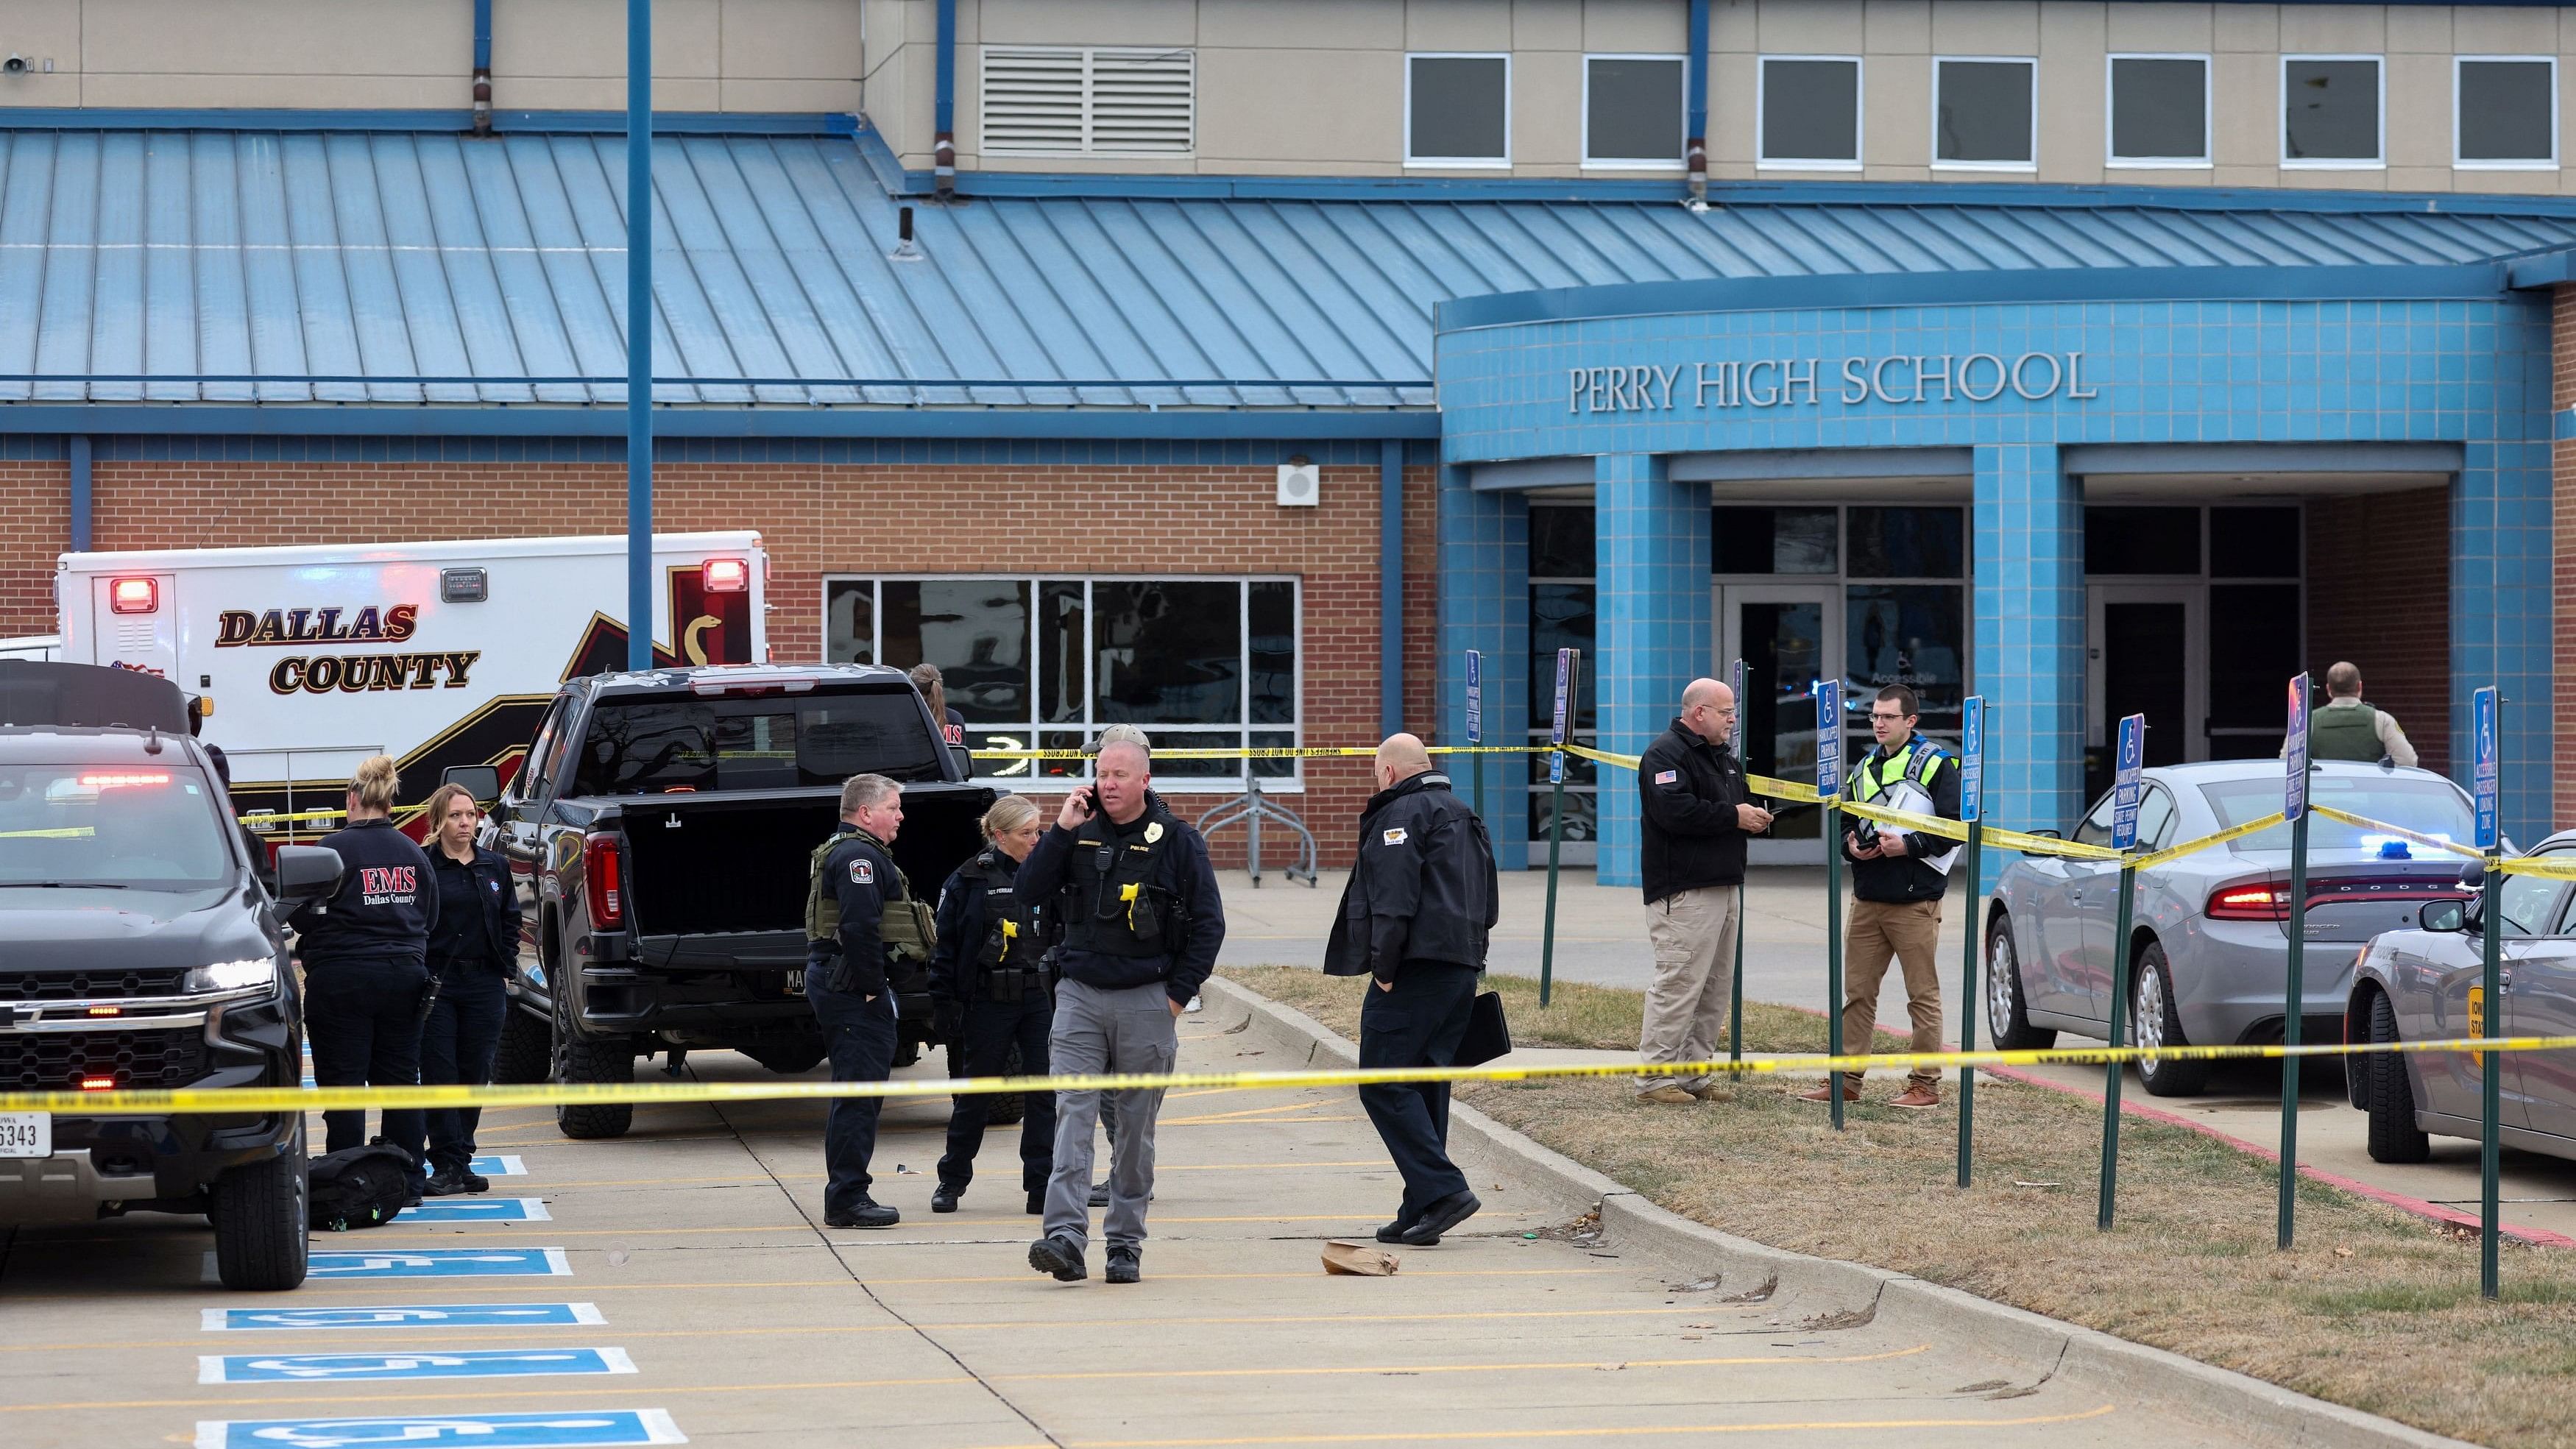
[1454,990,1510,1069]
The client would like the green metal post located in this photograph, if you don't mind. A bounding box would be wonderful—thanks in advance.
[1955,818,1983,1189]
[2482,858,2502,1299]
[1540,762,1565,1009]
[1825,797,1845,1132]
[2279,805,2309,1250]
[1729,883,1744,1064]
[2098,862,2137,1230]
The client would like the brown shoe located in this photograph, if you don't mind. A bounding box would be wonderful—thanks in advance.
[1887,1083,1942,1111]
[1635,1086,1699,1105]
[1795,1081,1862,1104]
[1687,1085,1734,1103]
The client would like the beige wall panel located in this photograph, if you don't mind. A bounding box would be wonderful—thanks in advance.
[0,74,78,105]
[2383,52,2449,169]
[2382,165,2449,191]
[2107,165,2212,185]
[2454,7,2555,54]
[1515,46,1580,164]
[1862,0,1930,55]
[1709,0,1756,52]
[503,77,724,109]
[1580,0,1685,52]
[0,1,82,72]
[2103,3,2209,52]
[2211,3,2276,52]
[1928,1,2038,56]
[976,153,1200,173]
[2279,166,2384,189]
[721,77,865,111]
[1865,52,1925,166]
[1407,0,1515,51]
[2211,162,2274,185]
[1862,161,1930,180]
[82,73,467,108]
[2037,1,2104,52]
[2276,4,2383,54]
[1196,46,1402,163]
[1756,0,1863,54]
[1217,157,1403,174]
[979,0,1195,46]
[493,0,720,80]
[1512,0,1582,51]
[2385,6,2451,54]
[2452,169,2557,196]
[2037,12,2106,183]
[1199,0,1402,50]
[2209,48,2274,166]
[1708,49,1757,159]
[85,0,467,77]
[723,0,871,77]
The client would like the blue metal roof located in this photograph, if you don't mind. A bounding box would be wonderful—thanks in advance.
[2,127,2575,413]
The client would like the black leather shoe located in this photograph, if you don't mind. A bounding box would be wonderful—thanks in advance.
[1376,1218,1435,1247]
[930,1184,962,1214]
[1028,1233,1087,1282]
[421,1167,470,1198]
[1026,1189,1045,1216]
[1105,1247,1141,1284]
[1088,1180,1110,1208]
[454,1168,490,1194]
[1400,1190,1479,1246]
[825,1200,900,1229]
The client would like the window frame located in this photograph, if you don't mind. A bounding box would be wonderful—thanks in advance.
[1580,52,1688,171]
[2104,52,2213,169]
[820,574,1303,792]
[1930,54,2037,171]
[2279,52,2385,170]
[1404,52,1514,169]
[2454,54,2558,171]
[1757,54,1865,171]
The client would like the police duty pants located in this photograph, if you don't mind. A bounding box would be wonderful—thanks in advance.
[807,976,897,1216]
[1359,963,1477,1221]
[938,991,1055,1193]
[304,955,430,1166]
[1638,885,1740,1093]
[1042,980,1177,1251]
[1844,897,1945,1089]
[420,966,508,1174]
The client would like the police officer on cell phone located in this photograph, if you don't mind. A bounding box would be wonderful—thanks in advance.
[804,773,935,1229]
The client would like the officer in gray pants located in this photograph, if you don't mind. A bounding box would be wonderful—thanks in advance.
[1017,737,1225,1285]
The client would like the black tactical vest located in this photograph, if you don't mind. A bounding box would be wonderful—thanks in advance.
[972,851,1041,970]
[1059,807,1182,959]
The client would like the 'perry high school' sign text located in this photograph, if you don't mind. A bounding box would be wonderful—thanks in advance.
[1567,352,2097,414]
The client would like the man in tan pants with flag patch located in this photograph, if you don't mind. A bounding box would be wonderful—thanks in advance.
[1633,679,1772,1104]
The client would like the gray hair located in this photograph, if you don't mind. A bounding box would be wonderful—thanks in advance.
[1094,723,1152,754]
[839,773,899,815]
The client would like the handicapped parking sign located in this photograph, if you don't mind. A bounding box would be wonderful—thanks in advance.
[2111,714,2145,851]
[200,1347,636,1384]
[2473,686,2499,851]
[194,1409,685,1449]
[203,1304,604,1332]
[298,1248,571,1279]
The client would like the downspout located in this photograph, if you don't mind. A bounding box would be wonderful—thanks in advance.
[472,0,494,135]
[1685,0,1709,207]
[933,0,957,197]
[1380,440,1404,738]
[67,434,90,553]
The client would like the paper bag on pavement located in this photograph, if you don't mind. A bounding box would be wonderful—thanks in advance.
[1321,1241,1400,1276]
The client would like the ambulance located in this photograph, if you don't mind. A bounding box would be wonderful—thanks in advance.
[46,532,768,838]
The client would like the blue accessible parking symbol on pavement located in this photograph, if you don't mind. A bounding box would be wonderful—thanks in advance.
[203,1303,605,1331]
[193,1409,685,1449]
[297,1247,573,1279]
[470,1155,528,1177]
[199,1347,637,1384]
[399,1197,551,1223]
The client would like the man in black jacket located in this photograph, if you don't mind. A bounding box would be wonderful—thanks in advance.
[1635,679,1772,1105]
[1324,734,1498,1247]
[807,773,914,1229]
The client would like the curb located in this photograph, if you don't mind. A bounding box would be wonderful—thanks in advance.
[1200,974,2480,1449]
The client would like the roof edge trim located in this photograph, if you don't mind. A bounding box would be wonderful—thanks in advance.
[0,405,1439,442]
[0,107,853,135]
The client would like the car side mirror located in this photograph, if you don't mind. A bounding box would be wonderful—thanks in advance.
[2027,828,2062,840]
[2418,898,2469,933]
[949,744,974,780]
[441,765,503,804]
[274,845,343,901]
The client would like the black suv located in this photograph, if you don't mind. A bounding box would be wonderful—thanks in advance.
[0,662,341,1290]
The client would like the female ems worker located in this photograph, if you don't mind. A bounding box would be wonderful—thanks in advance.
[290,755,438,1186]
[417,782,523,1197]
[929,795,1056,1216]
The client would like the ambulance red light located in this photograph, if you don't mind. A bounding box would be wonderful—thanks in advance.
[110,577,158,614]
[701,557,749,594]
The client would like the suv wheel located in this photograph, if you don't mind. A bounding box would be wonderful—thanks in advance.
[554,992,635,1141]
[212,1126,309,1291]
[2364,989,2432,1163]
[491,1005,552,1085]
[1985,913,2054,1050]
[2131,941,2209,1097]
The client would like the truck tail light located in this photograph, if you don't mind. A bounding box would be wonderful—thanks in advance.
[110,577,158,614]
[2207,885,2290,921]
[79,1075,116,1091]
[701,557,749,594]
[584,832,625,928]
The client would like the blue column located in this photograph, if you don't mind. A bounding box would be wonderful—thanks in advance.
[1594,453,1710,889]
[1973,444,2084,860]
[1437,465,1530,868]
[2453,442,2552,843]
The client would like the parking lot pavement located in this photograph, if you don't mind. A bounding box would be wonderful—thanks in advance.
[0,1015,2276,1449]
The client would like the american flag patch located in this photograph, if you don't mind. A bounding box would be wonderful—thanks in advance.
[1655,770,1679,784]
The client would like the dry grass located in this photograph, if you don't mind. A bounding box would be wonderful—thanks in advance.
[1221,964,2576,1449]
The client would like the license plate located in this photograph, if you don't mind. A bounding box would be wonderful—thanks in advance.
[0,1113,49,1158]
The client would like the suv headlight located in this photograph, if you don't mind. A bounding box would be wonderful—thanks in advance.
[185,958,277,994]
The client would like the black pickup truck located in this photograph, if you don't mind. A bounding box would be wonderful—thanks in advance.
[460,664,994,1139]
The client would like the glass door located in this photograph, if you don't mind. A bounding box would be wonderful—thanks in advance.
[1718,583,1841,865]
[2084,583,2205,805]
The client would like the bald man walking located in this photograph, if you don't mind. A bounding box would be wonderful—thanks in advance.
[1326,734,1498,1247]
[1635,679,1769,1105]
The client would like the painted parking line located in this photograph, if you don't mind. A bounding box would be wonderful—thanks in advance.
[247,1248,573,1280]
[203,1304,605,1332]
[192,1409,684,1449]
[470,1155,528,1177]
[199,1347,637,1384]
[399,1197,551,1223]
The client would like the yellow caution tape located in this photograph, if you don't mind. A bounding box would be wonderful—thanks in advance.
[10,1032,2573,1116]
[2496,854,2576,881]
[2129,811,2287,871]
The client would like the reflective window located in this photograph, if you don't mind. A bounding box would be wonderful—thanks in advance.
[2458,58,2555,166]
[1848,507,1964,578]
[1585,55,1685,165]
[1847,584,1964,735]
[0,765,233,890]
[2209,506,2299,579]
[1527,583,1596,843]
[2084,506,2200,575]
[1935,58,2034,166]
[2284,56,2381,164]
[1714,506,1836,575]
[2137,786,2177,850]
[2073,791,2119,848]
[826,580,874,665]
[1409,54,1510,163]
[2109,54,2209,163]
[1529,505,1595,579]
[1760,57,1861,166]
[882,581,1031,725]
[2498,874,2566,938]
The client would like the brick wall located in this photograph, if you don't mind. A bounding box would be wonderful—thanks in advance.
[2305,486,2452,773]
[18,454,1440,870]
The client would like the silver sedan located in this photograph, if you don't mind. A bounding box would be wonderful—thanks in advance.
[1984,760,2478,1097]
[2348,830,2576,1163]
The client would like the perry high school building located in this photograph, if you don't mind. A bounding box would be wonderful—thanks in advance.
[0,0,2568,879]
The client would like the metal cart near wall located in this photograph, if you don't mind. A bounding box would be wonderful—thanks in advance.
[1196,775,1317,888]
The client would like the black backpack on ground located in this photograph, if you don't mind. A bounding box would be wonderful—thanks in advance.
[307,1142,417,1231]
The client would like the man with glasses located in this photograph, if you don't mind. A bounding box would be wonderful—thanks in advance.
[1634,678,1772,1105]
[1803,684,1958,1111]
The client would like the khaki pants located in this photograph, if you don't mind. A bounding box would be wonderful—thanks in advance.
[1844,898,1945,1088]
[1638,885,1741,1092]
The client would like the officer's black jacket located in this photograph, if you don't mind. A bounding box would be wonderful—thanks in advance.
[1322,771,1497,983]
[1019,790,1225,1006]
[289,817,439,965]
[818,822,903,998]
[1637,719,1752,904]
[929,849,1044,1004]
[425,843,522,974]
[1840,734,1963,904]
